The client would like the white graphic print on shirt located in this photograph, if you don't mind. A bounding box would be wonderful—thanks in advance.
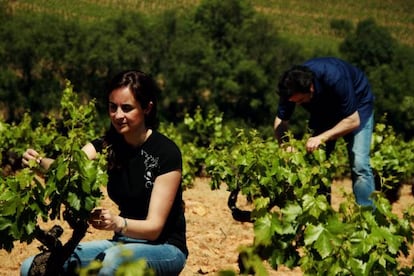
[141,149,159,189]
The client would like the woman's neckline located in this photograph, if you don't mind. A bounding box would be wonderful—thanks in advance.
[125,128,153,148]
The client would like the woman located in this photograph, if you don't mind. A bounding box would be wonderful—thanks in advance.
[21,70,188,275]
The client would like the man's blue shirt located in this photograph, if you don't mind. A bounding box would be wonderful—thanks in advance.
[277,57,374,133]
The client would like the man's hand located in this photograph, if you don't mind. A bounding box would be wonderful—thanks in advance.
[306,135,326,152]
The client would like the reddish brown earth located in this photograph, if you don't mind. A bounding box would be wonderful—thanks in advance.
[0,178,412,275]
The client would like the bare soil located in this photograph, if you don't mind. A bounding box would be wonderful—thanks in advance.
[0,178,413,275]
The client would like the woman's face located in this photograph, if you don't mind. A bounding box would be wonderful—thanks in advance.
[108,87,147,137]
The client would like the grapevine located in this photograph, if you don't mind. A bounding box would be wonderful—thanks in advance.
[1,89,413,274]
[0,81,107,274]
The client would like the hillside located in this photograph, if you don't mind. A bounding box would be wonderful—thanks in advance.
[7,0,414,54]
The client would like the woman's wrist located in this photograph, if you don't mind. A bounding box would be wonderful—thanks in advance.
[115,216,128,234]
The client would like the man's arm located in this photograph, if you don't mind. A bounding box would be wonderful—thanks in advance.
[306,111,360,152]
[273,116,289,144]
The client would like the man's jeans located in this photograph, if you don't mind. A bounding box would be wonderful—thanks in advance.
[21,235,187,276]
[323,113,375,207]
[345,113,375,206]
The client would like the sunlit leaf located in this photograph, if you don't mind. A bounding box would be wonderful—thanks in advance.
[254,214,274,246]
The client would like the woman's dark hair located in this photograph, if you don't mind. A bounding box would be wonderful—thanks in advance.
[277,65,314,99]
[103,70,161,169]
[106,70,159,129]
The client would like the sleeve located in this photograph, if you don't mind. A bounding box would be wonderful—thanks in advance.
[157,136,182,175]
[91,137,104,153]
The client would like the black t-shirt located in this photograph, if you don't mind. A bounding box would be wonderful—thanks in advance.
[92,130,188,256]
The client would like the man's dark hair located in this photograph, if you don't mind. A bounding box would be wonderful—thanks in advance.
[277,65,314,99]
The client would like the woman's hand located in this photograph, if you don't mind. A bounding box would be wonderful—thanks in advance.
[22,148,42,167]
[89,208,124,232]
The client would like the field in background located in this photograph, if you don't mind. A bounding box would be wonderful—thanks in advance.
[7,0,414,56]
[255,0,414,52]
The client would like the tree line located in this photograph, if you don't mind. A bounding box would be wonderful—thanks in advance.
[1,0,413,139]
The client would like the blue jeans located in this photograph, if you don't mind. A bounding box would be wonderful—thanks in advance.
[323,113,375,206]
[344,113,375,206]
[21,235,187,275]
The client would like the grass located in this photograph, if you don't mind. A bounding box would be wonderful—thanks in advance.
[254,0,414,55]
[6,0,414,54]
[7,0,200,20]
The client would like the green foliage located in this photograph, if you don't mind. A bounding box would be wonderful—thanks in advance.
[0,113,41,161]
[78,256,154,276]
[340,18,396,70]
[299,194,413,275]
[330,19,353,37]
[1,87,414,274]
[203,127,413,275]
[2,1,414,138]
[1,1,414,271]
[188,0,303,125]
[0,13,78,122]
[371,123,414,190]
[0,81,99,172]
[45,146,107,221]
[366,46,414,139]
[400,95,414,137]
[0,0,303,130]
[9,0,414,48]
[183,107,234,149]
[59,80,100,144]
[115,259,155,276]
[159,107,237,189]
[206,130,335,203]
[0,82,107,252]
[175,110,414,275]
[0,168,46,251]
